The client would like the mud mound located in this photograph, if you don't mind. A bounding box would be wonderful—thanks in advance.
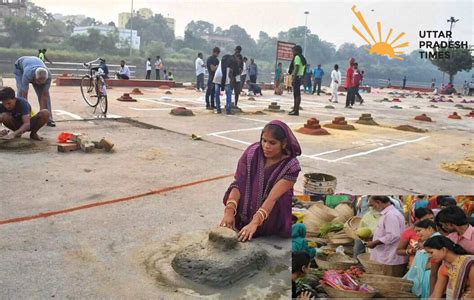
[394,125,428,133]
[0,138,48,152]
[442,156,474,177]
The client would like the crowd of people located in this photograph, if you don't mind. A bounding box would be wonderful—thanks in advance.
[291,195,474,299]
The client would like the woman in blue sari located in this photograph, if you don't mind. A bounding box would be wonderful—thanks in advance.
[403,219,440,299]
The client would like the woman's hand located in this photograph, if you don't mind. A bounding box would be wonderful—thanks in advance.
[219,209,235,230]
[238,221,259,242]
[298,291,313,300]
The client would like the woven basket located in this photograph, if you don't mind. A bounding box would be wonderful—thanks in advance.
[316,254,358,270]
[303,173,337,195]
[329,237,354,245]
[303,202,337,235]
[344,216,362,240]
[323,285,377,299]
[334,203,354,223]
[357,253,385,274]
[377,290,418,298]
[359,274,413,292]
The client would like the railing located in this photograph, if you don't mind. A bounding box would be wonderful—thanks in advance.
[44,62,137,78]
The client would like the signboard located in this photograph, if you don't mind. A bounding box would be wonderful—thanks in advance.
[276,41,296,61]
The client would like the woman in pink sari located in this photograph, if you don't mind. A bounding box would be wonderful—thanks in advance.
[219,120,301,242]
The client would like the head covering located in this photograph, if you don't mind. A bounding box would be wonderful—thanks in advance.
[262,120,302,157]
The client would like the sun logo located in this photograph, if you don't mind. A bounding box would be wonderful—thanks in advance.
[351,5,409,60]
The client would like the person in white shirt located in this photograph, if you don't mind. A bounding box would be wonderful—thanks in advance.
[154,56,162,80]
[329,64,342,103]
[116,60,130,80]
[195,53,206,92]
[240,57,248,90]
[145,58,151,80]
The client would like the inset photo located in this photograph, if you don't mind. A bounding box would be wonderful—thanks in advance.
[292,195,473,299]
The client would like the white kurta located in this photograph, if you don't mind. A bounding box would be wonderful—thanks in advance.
[330,70,341,93]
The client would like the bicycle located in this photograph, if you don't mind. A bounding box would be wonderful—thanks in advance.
[80,59,108,115]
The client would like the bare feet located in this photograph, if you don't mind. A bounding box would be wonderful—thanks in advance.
[30,133,43,141]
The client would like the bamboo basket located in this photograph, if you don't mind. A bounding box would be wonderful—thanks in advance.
[359,274,413,292]
[357,253,385,275]
[323,285,377,299]
[303,202,337,235]
[344,216,362,240]
[316,254,358,270]
[333,203,354,223]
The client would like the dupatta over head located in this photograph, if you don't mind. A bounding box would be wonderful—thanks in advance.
[223,120,301,237]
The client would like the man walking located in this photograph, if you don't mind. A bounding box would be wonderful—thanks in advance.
[195,53,205,92]
[402,76,407,89]
[240,57,248,91]
[154,56,162,80]
[312,64,324,95]
[14,56,55,126]
[205,47,220,110]
[329,64,341,103]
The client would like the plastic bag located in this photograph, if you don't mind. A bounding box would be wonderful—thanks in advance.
[335,245,345,255]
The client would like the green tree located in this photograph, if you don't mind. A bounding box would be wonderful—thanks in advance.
[3,17,42,47]
[182,30,209,52]
[42,20,70,38]
[26,2,53,25]
[185,21,214,36]
[430,48,472,83]
[126,14,174,49]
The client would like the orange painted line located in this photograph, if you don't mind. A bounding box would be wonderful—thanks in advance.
[0,173,234,226]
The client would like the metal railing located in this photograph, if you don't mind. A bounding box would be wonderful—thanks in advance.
[45,62,137,78]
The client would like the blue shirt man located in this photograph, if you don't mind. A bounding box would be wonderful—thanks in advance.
[13,56,54,126]
[312,64,324,95]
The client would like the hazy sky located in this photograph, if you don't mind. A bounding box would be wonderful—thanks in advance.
[32,0,472,52]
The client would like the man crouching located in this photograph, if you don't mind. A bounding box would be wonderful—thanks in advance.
[0,87,49,141]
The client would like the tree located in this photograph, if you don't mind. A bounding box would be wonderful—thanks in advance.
[185,21,214,37]
[126,14,175,49]
[66,28,119,53]
[430,48,472,83]
[42,20,69,38]
[26,2,53,25]
[182,30,209,53]
[3,17,42,47]
[79,17,101,27]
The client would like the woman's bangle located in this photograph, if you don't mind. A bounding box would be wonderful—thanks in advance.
[256,210,266,223]
[227,199,238,209]
[258,207,268,220]
[253,212,264,226]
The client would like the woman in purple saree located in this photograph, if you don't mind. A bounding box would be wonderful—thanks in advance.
[220,120,301,242]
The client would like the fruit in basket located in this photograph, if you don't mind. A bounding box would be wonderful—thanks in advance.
[356,227,372,238]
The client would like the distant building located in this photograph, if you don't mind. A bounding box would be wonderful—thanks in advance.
[52,13,86,25]
[118,12,131,28]
[164,17,175,31]
[72,25,141,50]
[138,8,153,19]
[0,0,27,18]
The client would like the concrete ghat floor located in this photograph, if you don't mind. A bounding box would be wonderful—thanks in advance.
[0,78,473,297]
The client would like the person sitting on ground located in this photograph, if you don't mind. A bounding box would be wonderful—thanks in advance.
[247,80,263,96]
[0,87,49,141]
[397,207,434,268]
[403,219,440,299]
[292,223,316,259]
[425,235,473,299]
[292,251,315,299]
[162,69,169,80]
[219,120,301,242]
[116,60,130,80]
[167,71,174,81]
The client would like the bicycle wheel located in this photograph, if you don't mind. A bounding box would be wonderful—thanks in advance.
[98,94,108,115]
[80,75,98,107]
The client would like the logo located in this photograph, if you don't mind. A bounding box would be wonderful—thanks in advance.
[352,5,409,60]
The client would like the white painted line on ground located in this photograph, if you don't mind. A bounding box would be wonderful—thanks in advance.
[53,110,83,120]
[106,114,122,118]
[310,149,342,157]
[330,136,429,162]
[136,98,183,107]
[207,126,265,135]
[209,133,252,145]
[301,154,332,162]
[129,107,173,111]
